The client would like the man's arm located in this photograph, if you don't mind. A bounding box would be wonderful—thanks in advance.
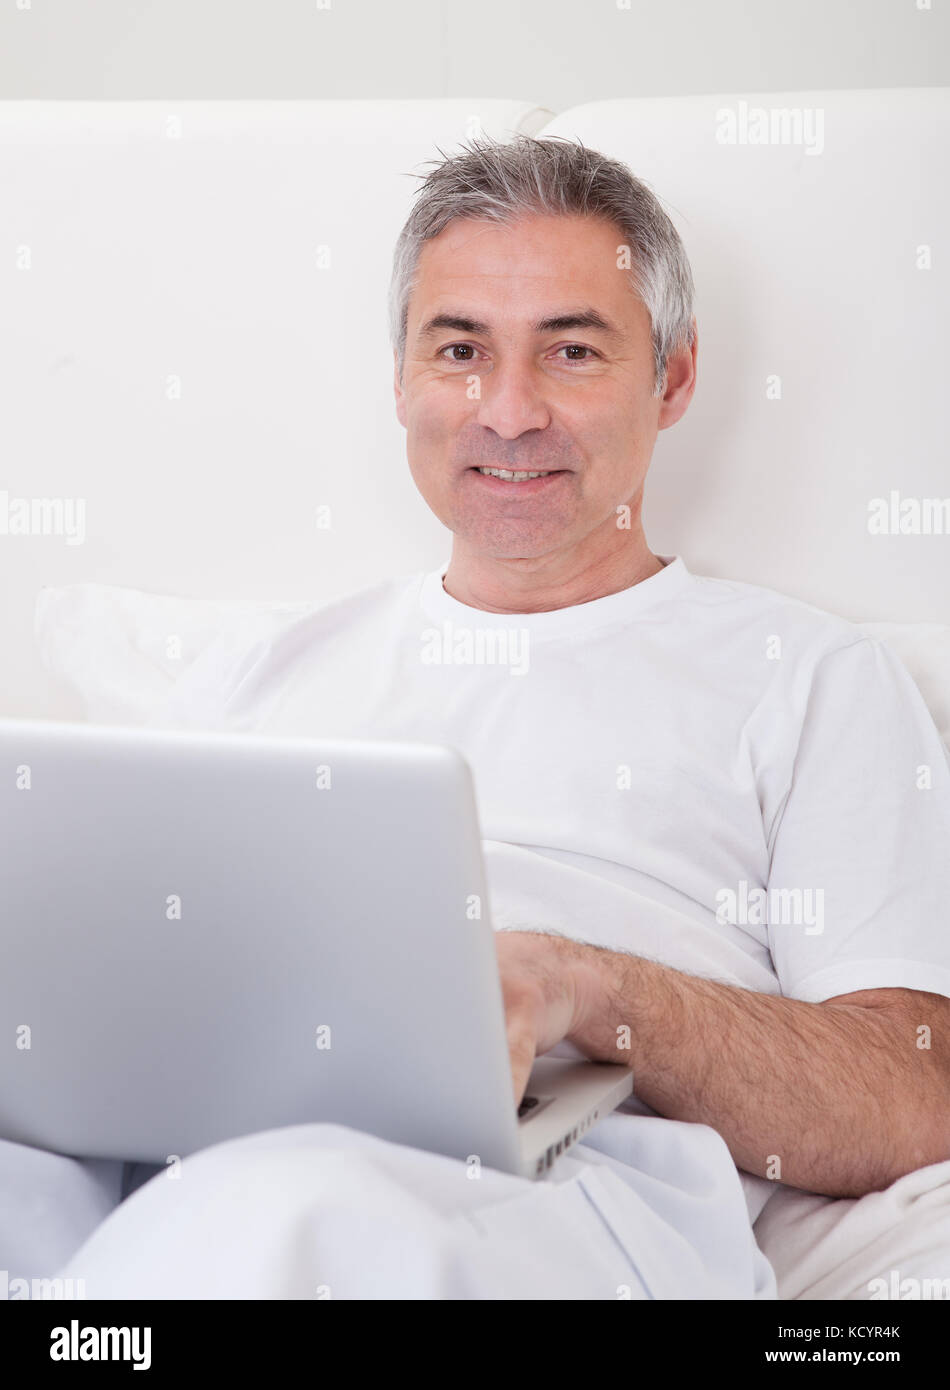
[496,932,950,1200]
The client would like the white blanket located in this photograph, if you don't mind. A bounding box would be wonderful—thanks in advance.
[4,1114,775,1300]
[6,1116,950,1299]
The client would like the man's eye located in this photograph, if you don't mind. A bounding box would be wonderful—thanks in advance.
[440,343,479,363]
[556,344,598,361]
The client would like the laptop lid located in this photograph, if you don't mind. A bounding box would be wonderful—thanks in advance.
[0,719,525,1173]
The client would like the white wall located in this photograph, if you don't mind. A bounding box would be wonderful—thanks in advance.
[0,0,947,106]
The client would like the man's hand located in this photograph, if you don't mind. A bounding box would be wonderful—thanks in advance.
[493,929,950,1196]
[493,930,612,1105]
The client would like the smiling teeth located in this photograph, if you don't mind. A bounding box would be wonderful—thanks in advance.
[477,468,551,480]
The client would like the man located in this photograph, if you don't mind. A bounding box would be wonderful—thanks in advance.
[56,135,950,1299]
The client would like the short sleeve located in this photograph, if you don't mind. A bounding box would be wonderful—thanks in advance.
[766,637,950,1003]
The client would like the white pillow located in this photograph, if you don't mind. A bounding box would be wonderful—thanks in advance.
[34,582,950,753]
[33,583,314,726]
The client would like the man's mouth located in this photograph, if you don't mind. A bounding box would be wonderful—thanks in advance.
[469,466,568,484]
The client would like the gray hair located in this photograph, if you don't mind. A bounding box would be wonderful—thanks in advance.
[388,133,695,397]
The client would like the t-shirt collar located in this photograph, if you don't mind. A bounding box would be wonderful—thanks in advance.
[418,554,691,638]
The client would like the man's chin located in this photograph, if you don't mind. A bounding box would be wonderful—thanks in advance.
[442,508,579,560]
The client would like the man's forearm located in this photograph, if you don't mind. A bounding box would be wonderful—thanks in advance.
[564,944,950,1199]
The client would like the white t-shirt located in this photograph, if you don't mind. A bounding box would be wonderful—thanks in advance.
[158,554,950,1215]
[161,552,950,1002]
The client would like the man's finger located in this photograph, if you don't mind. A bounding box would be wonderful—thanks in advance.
[505,1008,538,1107]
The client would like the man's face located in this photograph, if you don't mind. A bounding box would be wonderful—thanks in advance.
[393,212,694,564]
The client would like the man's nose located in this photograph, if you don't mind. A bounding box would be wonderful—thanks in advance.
[473,360,551,439]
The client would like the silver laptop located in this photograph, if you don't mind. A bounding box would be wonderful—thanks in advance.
[0,718,632,1180]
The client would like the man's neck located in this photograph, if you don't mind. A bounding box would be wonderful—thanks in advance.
[441,543,666,615]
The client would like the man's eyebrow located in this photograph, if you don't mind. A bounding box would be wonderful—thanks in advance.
[417,308,625,341]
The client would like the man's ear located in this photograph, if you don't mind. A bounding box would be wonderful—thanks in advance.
[393,352,407,429]
[657,317,698,431]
